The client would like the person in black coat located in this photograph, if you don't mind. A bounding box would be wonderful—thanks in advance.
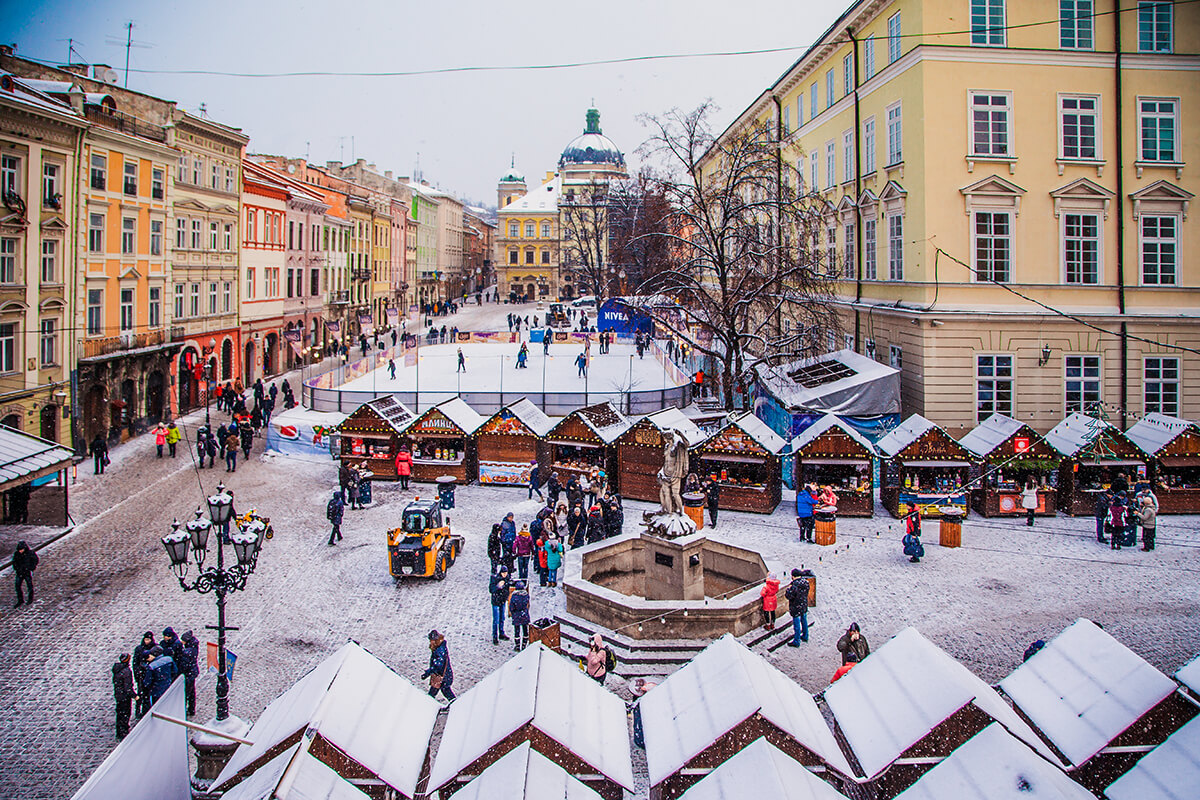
[566,478,583,513]
[132,631,155,717]
[604,496,624,539]
[112,653,135,739]
[547,473,562,508]
[217,423,229,461]
[160,627,184,665]
[145,646,178,704]
[509,580,531,651]
[178,631,200,716]
[12,541,37,607]
[487,523,503,571]
[326,491,345,546]
[585,506,605,544]
[567,504,587,548]
[239,424,253,460]
[702,477,721,528]
[90,433,109,474]
[422,630,455,701]
[205,430,218,468]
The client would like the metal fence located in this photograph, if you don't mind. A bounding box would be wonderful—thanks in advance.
[303,384,690,416]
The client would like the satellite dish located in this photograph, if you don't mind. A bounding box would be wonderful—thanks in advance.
[101,67,119,84]
[288,164,296,173]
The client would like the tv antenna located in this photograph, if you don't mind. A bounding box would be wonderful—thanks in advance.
[106,21,154,87]
[55,38,87,66]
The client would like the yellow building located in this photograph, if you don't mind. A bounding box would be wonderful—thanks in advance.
[706,0,1198,432]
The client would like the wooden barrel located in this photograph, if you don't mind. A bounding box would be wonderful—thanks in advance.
[939,517,963,548]
[814,517,836,546]
[683,491,706,531]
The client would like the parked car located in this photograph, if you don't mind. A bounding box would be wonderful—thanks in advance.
[571,295,597,309]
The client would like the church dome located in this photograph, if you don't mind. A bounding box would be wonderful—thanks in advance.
[499,161,525,184]
[559,108,625,170]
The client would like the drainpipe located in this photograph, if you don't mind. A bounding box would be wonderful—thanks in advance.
[772,93,784,343]
[1114,2,1128,426]
[849,27,864,350]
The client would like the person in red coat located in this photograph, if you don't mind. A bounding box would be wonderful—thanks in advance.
[394,448,412,490]
[759,572,779,629]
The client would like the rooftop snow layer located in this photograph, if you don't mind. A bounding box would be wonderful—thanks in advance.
[639,407,706,446]
[999,618,1178,767]
[753,349,900,416]
[218,743,372,800]
[642,635,852,786]
[958,414,1029,459]
[875,415,940,459]
[785,413,877,458]
[571,402,633,444]
[1176,653,1200,696]
[430,397,486,435]
[676,737,850,800]
[0,425,76,491]
[893,723,1094,800]
[451,742,604,800]
[1043,413,1113,459]
[429,644,633,792]
[504,175,561,213]
[1124,413,1196,457]
[1104,713,1200,800]
[707,412,787,455]
[497,398,556,437]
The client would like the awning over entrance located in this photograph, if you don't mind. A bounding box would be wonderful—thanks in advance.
[0,426,75,493]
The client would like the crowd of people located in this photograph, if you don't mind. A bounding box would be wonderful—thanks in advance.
[112,627,201,739]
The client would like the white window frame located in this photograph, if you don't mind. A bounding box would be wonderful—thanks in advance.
[810,84,818,120]
[173,284,184,319]
[1144,356,1179,416]
[42,162,60,207]
[209,282,218,314]
[843,54,852,97]
[1064,355,1101,414]
[969,91,1012,158]
[886,102,903,165]
[39,318,57,367]
[190,282,200,317]
[826,70,834,109]
[843,130,854,184]
[150,220,163,256]
[121,216,136,255]
[887,12,902,64]
[782,105,790,135]
[209,221,219,251]
[863,216,877,280]
[1137,1,1173,53]
[844,220,856,280]
[225,166,235,193]
[810,151,819,193]
[889,345,903,371]
[90,153,107,191]
[41,239,57,284]
[87,289,103,335]
[971,0,1006,46]
[1062,212,1102,284]
[1059,94,1100,161]
[192,155,203,185]
[0,238,15,284]
[972,210,1013,282]
[1060,0,1094,50]
[1,155,19,196]
[119,287,135,332]
[887,212,904,281]
[1139,213,1178,286]
[191,219,202,250]
[864,35,876,80]
[826,224,837,276]
[151,167,164,199]
[1137,98,1179,163]
[976,354,1014,422]
[863,117,876,173]
[223,281,232,313]
[149,286,161,329]
[0,323,16,374]
[89,212,105,253]
[123,161,138,196]
[825,141,836,189]
[223,223,232,252]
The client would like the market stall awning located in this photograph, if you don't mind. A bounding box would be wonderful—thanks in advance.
[0,425,75,493]
[1045,413,1147,461]
[1126,413,1200,457]
[753,349,900,417]
[783,414,877,459]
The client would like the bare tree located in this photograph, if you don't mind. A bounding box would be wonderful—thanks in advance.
[559,179,614,303]
[631,102,840,409]
[608,171,673,293]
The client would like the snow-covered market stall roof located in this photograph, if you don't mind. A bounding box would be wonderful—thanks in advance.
[213,642,439,799]
[1044,413,1146,463]
[70,677,190,800]
[218,743,370,800]
[408,397,487,437]
[1125,412,1200,457]
[641,635,853,788]
[753,349,900,417]
[676,738,850,800]
[428,643,633,796]
[784,413,877,459]
[875,414,974,464]
[0,425,75,492]
[692,412,786,459]
[823,627,1065,781]
[631,406,707,447]
[546,401,632,446]
[1177,653,1200,701]
[893,724,1094,800]
[1104,714,1200,800]
[451,741,604,800]
[999,618,1181,769]
[479,397,556,438]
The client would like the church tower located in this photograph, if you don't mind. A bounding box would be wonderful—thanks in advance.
[497,156,527,209]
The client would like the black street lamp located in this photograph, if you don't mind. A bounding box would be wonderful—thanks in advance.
[161,481,262,721]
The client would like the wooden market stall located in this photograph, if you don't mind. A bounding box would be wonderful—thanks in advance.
[399,397,485,484]
[959,414,1060,517]
[475,398,554,487]
[1045,413,1148,516]
[877,414,975,519]
[613,407,706,503]
[786,414,876,517]
[690,412,784,514]
[545,402,631,487]
[1125,413,1200,514]
[335,395,416,480]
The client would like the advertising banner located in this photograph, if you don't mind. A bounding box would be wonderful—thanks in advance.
[478,460,533,486]
[358,312,375,337]
[386,307,400,327]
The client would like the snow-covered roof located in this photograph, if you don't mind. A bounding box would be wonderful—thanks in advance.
[1043,413,1146,461]
[429,397,486,435]
[999,618,1178,767]
[504,174,561,213]
[1104,714,1200,800]
[642,635,853,786]
[213,642,440,797]
[753,349,901,417]
[570,402,633,444]
[958,414,1028,459]
[1176,653,1200,696]
[638,407,707,447]
[824,627,1064,779]
[0,73,87,120]
[893,724,1094,800]
[70,677,190,800]
[219,743,371,800]
[1125,413,1197,457]
[451,742,604,800]
[676,737,850,800]
[875,415,941,459]
[429,644,633,793]
[701,412,787,455]
[352,395,415,433]
[784,414,877,458]
[502,398,556,437]
[0,425,76,491]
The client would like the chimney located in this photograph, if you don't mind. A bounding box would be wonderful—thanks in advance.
[367,163,377,172]
[62,63,89,77]
[0,45,14,57]
[355,158,366,167]
[67,84,84,114]
[384,170,393,180]
[326,160,342,170]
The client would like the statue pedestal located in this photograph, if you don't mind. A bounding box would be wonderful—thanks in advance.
[191,715,251,799]
[641,511,696,540]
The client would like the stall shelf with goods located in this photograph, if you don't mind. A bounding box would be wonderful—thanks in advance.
[399,397,485,484]
[613,407,707,503]
[958,414,1060,517]
[335,396,416,480]
[1125,413,1200,514]
[1045,414,1148,516]
[876,415,975,519]
[689,413,785,514]
[785,414,877,517]
[545,402,631,488]
[475,398,554,487]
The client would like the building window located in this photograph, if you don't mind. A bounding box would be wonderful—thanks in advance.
[1060,96,1098,160]
[863,118,876,173]
[42,163,61,208]
[176,218,187,249]
[90,153,106,191]
[211,163,220,190]
[89,212,105,253]
[1061,1,1094,49]
[825,141,835,189]
[288,220,294,250]
[810,84,818,121]
[508,222,518,238]
[223,281,232,312]
[192,155,203,185]
[245,269,255,300]
[286,268,294,299]
[87,289,103,335]
[121,217,135,255]
[246,209,256,242]
[796,96,803,128]
[809,152,819,191]
[524,249,535,265]
[177,154,188,183]
[309,269,318,296]
[886,103,902,164]
[39,319,57,366]
[1144,357,1179,416]
[825,70,834,109]
[1138,99,1177,162]
[0,155,19,198]
[541,249,551,264]
[783,105,790,134]
[150,220,163,256]
[1138,1,1173,53]
[41,239,57,283]
[864,35,876,80]
[209,222,218,251]
[120,288,134,331]
[844,221,856,279]
[508,249,518,265]
[843,131,854,183]
[843,54,853,96]
[191,219,202,250]
[525,222,535,238]
[977,355,1014,421]
[209,282,218,314]
[1064,213,1100,284]
[974,211,1012,282]
[887,213,904,280]
[1140,215,1177,285]
[174,284,184,318]
[189,283,200,317]
[225,166,235,193]
[887,12,902,63]
[223,224,232,252]
[149,286,161,328]
[123,161,138,196]
[0,323,14,373]
[267,268,279,297]
[1065,355,1101,413]
[889,345,903,371]
[149,167,163,201]
[541,221,551,238]
[970,93,1011,157]
[863,217,877,280]
[0,238,15,283]
[971,0,1006,46]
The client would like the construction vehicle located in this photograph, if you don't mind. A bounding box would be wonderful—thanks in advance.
[387,498,464,580]
[548,302,569,328]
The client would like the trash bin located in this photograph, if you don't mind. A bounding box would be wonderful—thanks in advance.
[682,491,706,531]
[799,569,817,607]
[436,475,456,509]
[814,508,837,546]
[529,618,561,652]
[939,507,964,548]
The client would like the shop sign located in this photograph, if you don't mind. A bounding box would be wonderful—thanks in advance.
[1013,437,1030,453]
[412,414,457,434]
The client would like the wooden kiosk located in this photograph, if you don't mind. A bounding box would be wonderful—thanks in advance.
[399,397,485,484]
[1126,413,1200,514]
[545,402,631,486]
[475,398,554,487]
[1045,413,1148,516]
[690,412,784,514]
[786,414,876,517]
[613,407,706,502]
[877,414,974,519]
[959,414,1060,517]
[335,395,416,480]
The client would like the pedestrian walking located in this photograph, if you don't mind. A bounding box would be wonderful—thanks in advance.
[903,510,925,562]
[528,460,544,501]
[457,348,466,373]
[132,631,155,717]
[347,468,362,510]
[112,653,135,740]
[145,646,178,704]
[544,535,563,587]
[535,528,549,586]
[388,359,396,380]
[580,472,594,509]
[166,422,181,458]
[1095,488,1113,543]
[1106,493,1129,550]
[422,630,456,701]
[584,633,615,685]
[586,505,605,544]
[1136,495,1157,551]
[837,622,870,664]
[1021,480,1039,527]
[240,424,253,461]
[225,431,239,472]
[196,427,210,468]
[703,475,721,528]
[567,503,587,548]
[509,579,530,651]
[179,630,199,716]
[784,568,809,646]
[543,329,551,355]
[547,472,562,508]
[487,523,503,572]
[90,433,109,474]
[514,525,534,580]
[326,491,345,545]
[500,512,517,568]
[12,540,37,607]
[760,572,779,629]
[394,448,412,489]
[205,430,217,468]
[604,495,624,539]
[490,565,510,643]
[153,423,167,458]
[796,483,818,542]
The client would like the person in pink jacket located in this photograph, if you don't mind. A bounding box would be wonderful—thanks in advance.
[760,572,780,629]
[153,424,167,458]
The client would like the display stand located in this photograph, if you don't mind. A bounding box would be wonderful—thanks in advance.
[690,412,784,514]
[959,414,1060,517]
[787,414,877,517]
[877,414,975,519]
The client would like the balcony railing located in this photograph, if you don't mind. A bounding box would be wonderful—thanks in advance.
[84,105,168,143]
[328,290,350,304]
[82,328,167,359]
[351,267,371,281]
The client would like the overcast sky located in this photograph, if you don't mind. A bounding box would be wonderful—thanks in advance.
[3,0,844,204]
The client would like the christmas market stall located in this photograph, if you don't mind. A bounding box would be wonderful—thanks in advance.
[785,414,876,517]
[1125,413,1200,514]
[335,395,416,480]
[1045,413,1148,516]
[614,407,706,503]
[690,412,785,514]
[877,414,975,519]
[959,414,1060,517]
[545,402,631,486]
[399,397,485,484]
[476,398,554,487]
